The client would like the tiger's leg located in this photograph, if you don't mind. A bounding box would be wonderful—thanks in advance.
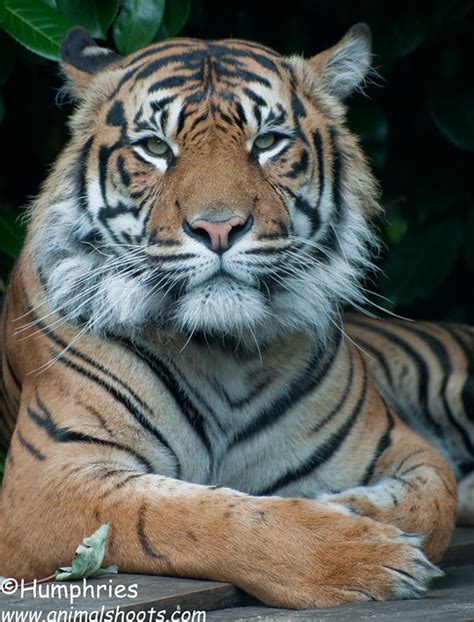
[319,415,457,563]
[0,389,441,609]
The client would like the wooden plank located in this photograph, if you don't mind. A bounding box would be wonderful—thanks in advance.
[206,565,474,621]
[0,574,248,614]
[442,527,474,567]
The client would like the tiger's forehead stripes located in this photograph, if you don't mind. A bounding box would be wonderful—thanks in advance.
[118,39,283,89]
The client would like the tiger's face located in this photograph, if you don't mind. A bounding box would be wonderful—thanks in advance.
[29,26,378,346]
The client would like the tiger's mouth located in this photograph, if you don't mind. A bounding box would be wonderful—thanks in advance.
[189,269,251,291]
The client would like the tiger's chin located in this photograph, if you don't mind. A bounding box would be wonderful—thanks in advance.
[173,278,270,338]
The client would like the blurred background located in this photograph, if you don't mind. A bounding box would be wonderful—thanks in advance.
[0,0,473,322]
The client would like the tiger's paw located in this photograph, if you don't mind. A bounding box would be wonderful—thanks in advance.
[233,498,443,609]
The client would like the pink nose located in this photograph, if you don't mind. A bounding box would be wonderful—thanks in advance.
[191,216,246,252]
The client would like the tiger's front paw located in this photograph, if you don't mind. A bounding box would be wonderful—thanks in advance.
[231,498,443,609]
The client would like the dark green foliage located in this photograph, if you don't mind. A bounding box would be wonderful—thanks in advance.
[0,0,473,321]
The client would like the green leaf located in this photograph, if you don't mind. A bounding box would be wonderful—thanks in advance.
[55,522,118,581]
[0,0,6,21]
[113,0,165,55]
[57,0,118,39]
[0,209,25,257]
[380,219,463,306]
[1,0,72,61]
[163,0,190,37]
[464,208,474,272]
[430,85,474,152]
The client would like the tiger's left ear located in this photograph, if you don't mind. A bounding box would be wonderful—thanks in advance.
[290,23,372,99]
[60,27,123,96]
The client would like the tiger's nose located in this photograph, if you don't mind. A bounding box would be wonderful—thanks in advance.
[183,215,253,253]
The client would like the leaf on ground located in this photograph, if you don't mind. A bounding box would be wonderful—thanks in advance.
[55,522,118,581]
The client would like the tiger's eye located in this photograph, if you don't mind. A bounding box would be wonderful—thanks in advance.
[144,137,170,156]
[253,133,278,151]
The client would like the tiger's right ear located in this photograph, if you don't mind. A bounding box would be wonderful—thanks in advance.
[60,27,122,96]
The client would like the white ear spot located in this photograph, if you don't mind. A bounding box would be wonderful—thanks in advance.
[82,46,116,58]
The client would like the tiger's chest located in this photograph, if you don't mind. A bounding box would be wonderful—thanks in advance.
[107,336,382,497]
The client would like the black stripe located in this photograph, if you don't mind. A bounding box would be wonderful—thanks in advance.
[284,149,309,178]
[115,338,212,453]
[209,44,281,74]
[329,127,343,221]
[253,103,262,129]
[163,358,226,433]
[5,355,21,392]
[440,323,474,423]
[361,406,394,485]
[150,96,176,113]
[229,331,342,449]
[258,352,368,495]
[36,316,155,417]
[29,395,154,473]
[176,105,187,135]
[99,472,144,498]
[52,354,177,462]
[77,137,94,219]
[160,108,169,134]
[293,195,321,235]
[313,346,355,433]
[312,130,325,203]
[235,101,247,126]
[395,322,474,456]
[150,253,196,263]
[394,449,427,476]
[349,334,394,387]
[116,154,131,187]
[213,64,271,88]
[149,74,201,93]
[17,430,46,461]
[137,504,162,559]
[105,100,127,138]
[135,50,207,82]
[347,319,445,438]
[290,88,306,120]
[243,87,267,108]
[188,112,209,133]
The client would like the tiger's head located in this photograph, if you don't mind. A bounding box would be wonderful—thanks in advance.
[28,25,379,347]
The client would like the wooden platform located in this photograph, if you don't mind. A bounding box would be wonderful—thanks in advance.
[1,528,473,620]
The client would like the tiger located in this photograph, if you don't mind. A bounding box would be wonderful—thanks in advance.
[0,22,472,610]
